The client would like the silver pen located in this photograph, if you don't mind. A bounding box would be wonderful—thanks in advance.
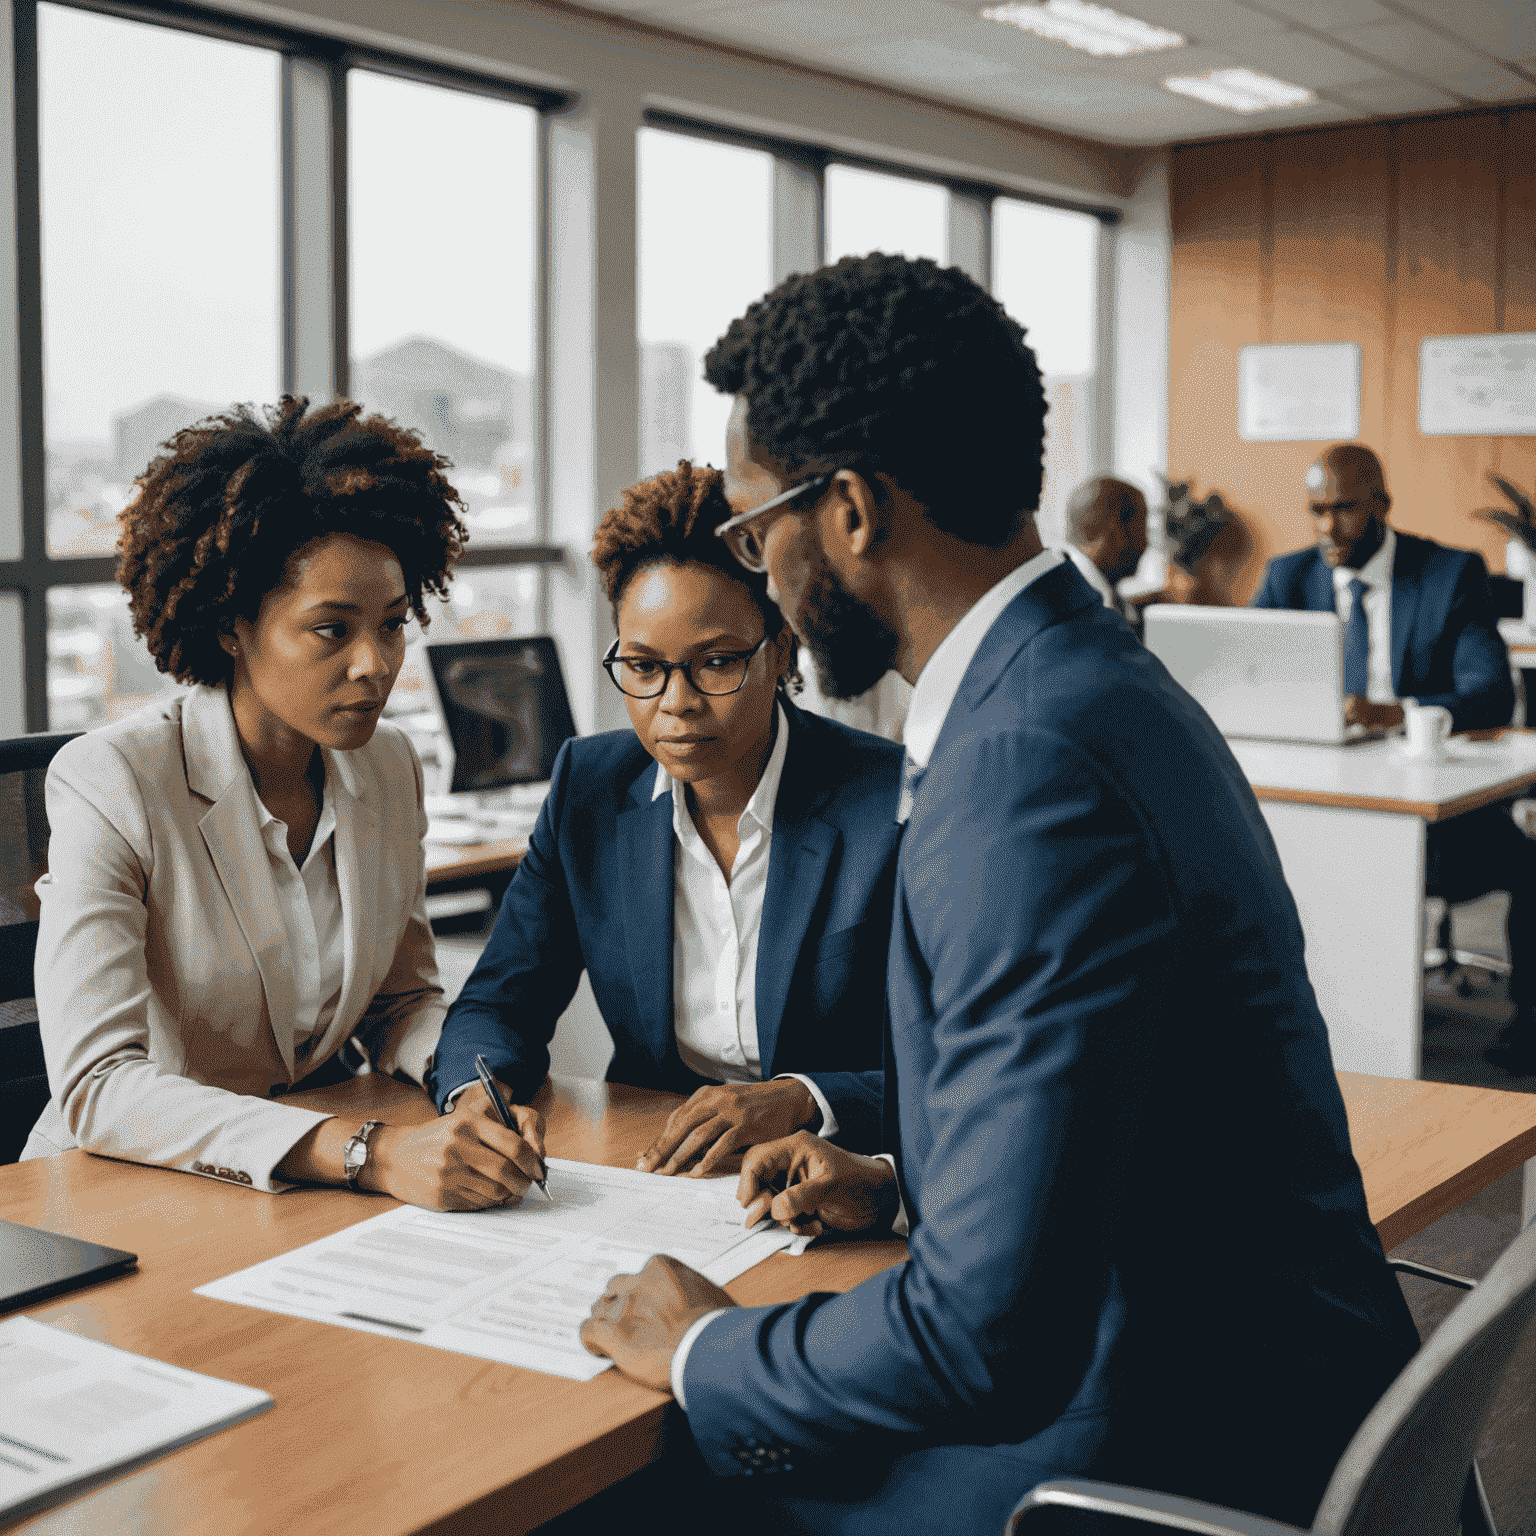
[474,1054,553,1202]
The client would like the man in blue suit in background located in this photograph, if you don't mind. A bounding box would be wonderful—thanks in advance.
[579,255,1420,1533]
[1252,445,1534,1073]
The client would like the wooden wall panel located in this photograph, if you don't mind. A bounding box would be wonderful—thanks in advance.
[1167,138,1271,586]
[1169,105,1536,601]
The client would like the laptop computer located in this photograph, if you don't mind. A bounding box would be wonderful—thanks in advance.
[1143,605,1379,746]
[0,1219,137,1311]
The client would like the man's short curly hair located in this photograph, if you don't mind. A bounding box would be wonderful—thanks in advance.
[117,396,468,686]
[703,253,1047,548]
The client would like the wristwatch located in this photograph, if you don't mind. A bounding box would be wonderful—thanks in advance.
[342,1120,385,1193]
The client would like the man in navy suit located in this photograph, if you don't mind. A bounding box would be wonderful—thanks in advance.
[1252,444,1534,1073]
[579,255,1420,1533]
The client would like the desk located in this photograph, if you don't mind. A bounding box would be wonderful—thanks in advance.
[425,838,526,892]
[1229,732,1536,1078]
[8,1071,1534,1535]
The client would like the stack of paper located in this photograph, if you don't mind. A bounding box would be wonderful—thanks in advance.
[0,1316,271,1522]
[197,1158,804,1380]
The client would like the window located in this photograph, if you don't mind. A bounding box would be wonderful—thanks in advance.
[824,163,948,265]
[39,4,281,561]
[637,128,773,477]
[992,199,1100,546]
[350,71,540,549]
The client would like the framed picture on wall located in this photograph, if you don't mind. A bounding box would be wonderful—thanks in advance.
[1238,342,1361,442]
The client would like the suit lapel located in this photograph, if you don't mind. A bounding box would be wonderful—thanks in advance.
[310,749,376,1068]
[756,712,838,1074]
[618,765,677,1069]
[1304,556,1335,615]
[184,686,298,1076]
[1388,536,1420,696]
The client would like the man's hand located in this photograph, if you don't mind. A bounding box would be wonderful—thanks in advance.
[1344,695,1406,730]
[579,1254,736,1391]
[363,1084,547,1211]
[636,1079,819,1177]
[738,1131,899,1239]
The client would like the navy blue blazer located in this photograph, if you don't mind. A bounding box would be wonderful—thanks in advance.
[430,703,902,1151]
[1251,529,1513,731]
[680,565,1419,1528]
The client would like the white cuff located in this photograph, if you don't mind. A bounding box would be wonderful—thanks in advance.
[874,1153,910,1238]
[670,1308,729,1410]
[442,1080,477,1111]
[774,1073,838,1141]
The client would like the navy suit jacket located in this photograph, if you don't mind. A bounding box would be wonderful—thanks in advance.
[681,565,1419,1526]
[430,703,902,1151]
[1251,529,1513,731]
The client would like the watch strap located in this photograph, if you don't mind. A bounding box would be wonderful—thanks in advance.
[343,1119,385,1193]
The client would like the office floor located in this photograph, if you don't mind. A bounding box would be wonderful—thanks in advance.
[437,910,1536,1533]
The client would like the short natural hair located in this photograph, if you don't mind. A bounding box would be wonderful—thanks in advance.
[704,253,1048,548]
[117,396,468,686]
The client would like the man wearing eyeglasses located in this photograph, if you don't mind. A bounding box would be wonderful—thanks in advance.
[579,255,1419,1534]
[1251,443,1532,1073]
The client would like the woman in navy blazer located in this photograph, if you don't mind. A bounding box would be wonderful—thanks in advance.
[431,463,902,1167]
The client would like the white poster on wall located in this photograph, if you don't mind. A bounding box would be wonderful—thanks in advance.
[1239,342,1361,442]
[1419,332,1536,436]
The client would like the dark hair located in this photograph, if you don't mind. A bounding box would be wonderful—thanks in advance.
[703,253,1048,548]
[117,396,468,686]
[591,461,799,690]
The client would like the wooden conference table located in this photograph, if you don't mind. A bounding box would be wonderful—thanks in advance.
[1230,730,1536,1080]
[7,1070,1536,1536]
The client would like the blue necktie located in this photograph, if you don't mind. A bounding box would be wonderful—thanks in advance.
[1343,577,1370,697]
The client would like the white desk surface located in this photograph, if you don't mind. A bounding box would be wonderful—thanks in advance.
[1499,619,1536,657]
[1228,731,1536,820]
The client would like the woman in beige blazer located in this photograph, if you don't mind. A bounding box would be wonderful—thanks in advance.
[23,398,546,1208]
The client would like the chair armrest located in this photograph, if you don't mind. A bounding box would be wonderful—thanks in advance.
[1006,1479,1309,1536]
[1388,1258,1477,1291]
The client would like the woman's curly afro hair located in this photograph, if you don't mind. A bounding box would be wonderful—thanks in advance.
[117,396,468,686]
[703,252,1048,549]
[591,460,799,690]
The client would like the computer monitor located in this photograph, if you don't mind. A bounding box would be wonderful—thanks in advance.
[425,636,577,794]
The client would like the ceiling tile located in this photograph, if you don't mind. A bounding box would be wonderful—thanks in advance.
[1246,0,1393,27]
[1111,0,1289,44]
[1331,18,1489,80]
[1332,75,1460,112]
[825,35,1020,83]
[1380,0,1536,61]
[673,0,925,48]
[1230,30,1391,88]
[1104,41,1238,83]
[1435,63,1536,101]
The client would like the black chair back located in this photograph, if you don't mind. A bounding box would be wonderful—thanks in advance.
[0,732,80,1162]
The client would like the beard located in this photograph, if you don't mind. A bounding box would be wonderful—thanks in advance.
[793,538,900,701]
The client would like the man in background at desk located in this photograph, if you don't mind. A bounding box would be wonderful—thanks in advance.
[580,255,1419,1534]
[1059,476,1148,628]
[1252,442,1536,1072]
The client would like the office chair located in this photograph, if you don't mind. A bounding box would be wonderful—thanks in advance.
[1004,1226,1536,1536]
[0,732,79,1163]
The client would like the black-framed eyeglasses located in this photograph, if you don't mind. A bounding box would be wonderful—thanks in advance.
[714,475,831,573]
[602,636,769,699]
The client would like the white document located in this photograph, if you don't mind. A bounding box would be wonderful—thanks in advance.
[0,1315,271,1522]
[1239,342,1361,441]
[1420,332,1536,435]
[196,1159,804,1381]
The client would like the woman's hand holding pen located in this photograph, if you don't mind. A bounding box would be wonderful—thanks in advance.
[737,1132,898,1239]
[361,1087,548,1211]
[635,1078,819,1177]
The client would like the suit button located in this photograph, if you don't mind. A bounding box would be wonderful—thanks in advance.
[237,1172,252,1185]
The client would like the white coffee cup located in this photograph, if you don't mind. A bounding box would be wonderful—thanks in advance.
[1403,702,1453,759]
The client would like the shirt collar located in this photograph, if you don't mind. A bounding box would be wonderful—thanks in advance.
[1061,542,1117,607]
[652,699,791,837]
[1332,524,1396,594]
[252,765,338,867]
[903,546,1066,773]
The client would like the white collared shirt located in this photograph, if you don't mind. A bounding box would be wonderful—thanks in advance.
[250,770,344,1072]
[1331,525,1397,705]
[1060,543,1119,613]
[672,546,1067,1409]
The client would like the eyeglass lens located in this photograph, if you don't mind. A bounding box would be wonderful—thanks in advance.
[611,652,755,697]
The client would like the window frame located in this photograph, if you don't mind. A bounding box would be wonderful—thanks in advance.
[5,0,568,731]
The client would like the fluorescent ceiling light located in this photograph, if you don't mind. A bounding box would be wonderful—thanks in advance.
[1164,67,1315,112]
[979,0,1184,58]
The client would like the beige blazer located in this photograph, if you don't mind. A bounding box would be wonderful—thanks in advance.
[22,684,445,1190]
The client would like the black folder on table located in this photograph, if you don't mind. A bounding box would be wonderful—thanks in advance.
[0,1219,136,1310]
